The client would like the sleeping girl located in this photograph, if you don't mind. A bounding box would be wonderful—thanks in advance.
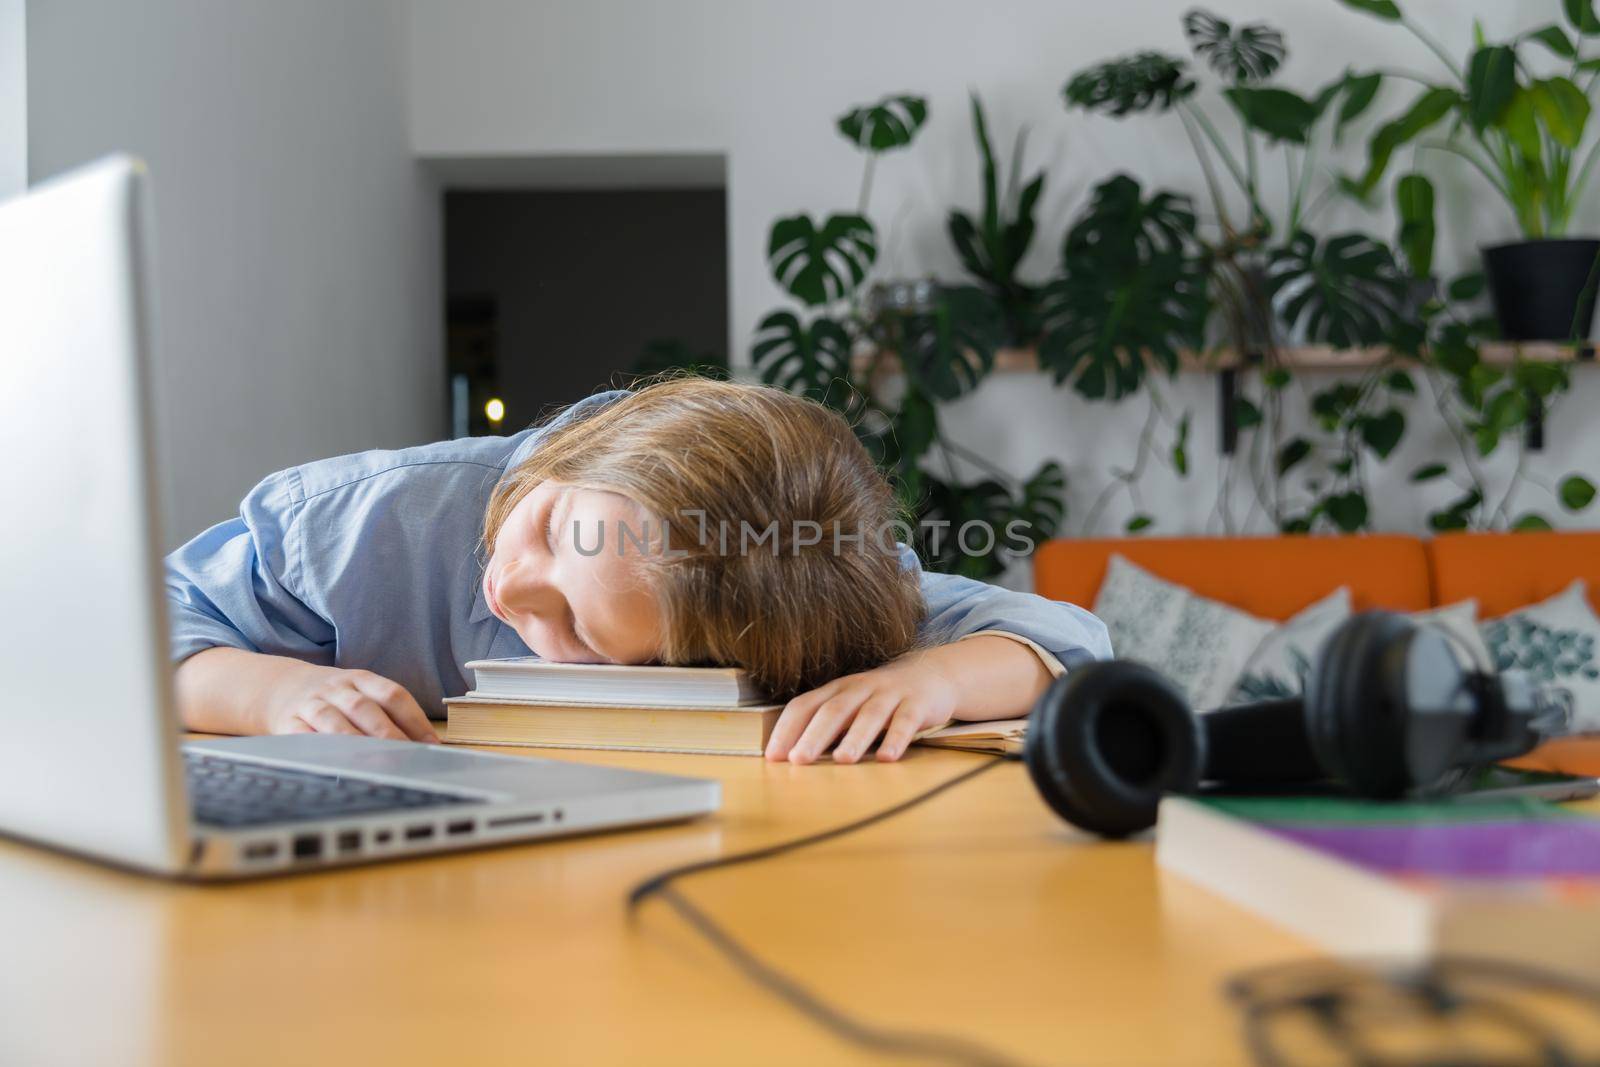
[166,377,1108,763]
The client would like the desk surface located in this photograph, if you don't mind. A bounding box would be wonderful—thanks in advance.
[0,741,1482,1067]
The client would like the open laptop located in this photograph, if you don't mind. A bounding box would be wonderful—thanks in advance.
[0,156,719,879]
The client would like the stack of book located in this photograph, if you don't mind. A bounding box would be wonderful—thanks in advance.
[445,658,780,756]
[446,657,1031,758]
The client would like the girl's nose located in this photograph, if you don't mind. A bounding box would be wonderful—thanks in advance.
[495,560,559,617]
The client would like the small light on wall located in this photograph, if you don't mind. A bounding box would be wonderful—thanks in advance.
[484,398,505,424]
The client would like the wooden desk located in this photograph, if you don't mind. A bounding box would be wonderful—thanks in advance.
[0,744,1426,1067]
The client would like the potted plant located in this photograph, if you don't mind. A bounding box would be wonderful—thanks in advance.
[1338,0,1600,341]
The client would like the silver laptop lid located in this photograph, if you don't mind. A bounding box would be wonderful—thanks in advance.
[0,156,190,873]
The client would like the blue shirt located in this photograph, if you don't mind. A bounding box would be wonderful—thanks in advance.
[164,392,1110,715]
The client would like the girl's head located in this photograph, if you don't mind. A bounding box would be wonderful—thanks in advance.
[481,377,924,697]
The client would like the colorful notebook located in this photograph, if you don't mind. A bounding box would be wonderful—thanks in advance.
[1156,788,1600,981]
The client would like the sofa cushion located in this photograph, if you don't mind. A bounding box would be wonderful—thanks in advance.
[1481,579,1600,732]
[1430,531,1600,618]
[1035,535,1431,621]
[1092,554,1274,710]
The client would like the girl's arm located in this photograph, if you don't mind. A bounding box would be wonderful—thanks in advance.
[765,549,1111,763]
[166,469,432,739]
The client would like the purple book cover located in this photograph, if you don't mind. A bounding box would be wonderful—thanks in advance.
[1202,795,1600,882]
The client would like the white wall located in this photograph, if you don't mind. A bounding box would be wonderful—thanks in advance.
[410,0,1600,540]
[28,0,442,547]
[0,0,22,198]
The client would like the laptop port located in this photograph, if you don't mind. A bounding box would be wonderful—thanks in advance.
[373,829,393,845]
[446,820,474,837]
[404,824,434,841]
[292,834,323,860]
[243,841,279,861]
[335,830,362,854]
[486,811,544,828]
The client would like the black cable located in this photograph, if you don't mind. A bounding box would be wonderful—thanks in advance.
[627,755,1037,1067]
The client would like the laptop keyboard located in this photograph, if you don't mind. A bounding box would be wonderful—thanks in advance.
[186,752,480,828]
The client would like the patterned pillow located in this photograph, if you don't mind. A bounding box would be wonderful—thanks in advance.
[1093,554,1274,711]
[1481,580,1600,733]
[1227,588,1352,704]
[1412,598,1494,670]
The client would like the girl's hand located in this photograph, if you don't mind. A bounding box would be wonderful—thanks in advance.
[264,663,441,743]
[764,656,958,765]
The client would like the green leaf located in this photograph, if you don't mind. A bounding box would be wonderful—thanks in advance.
[890,389,938,467]
[750,311,854,403]
[917,476,1015,579]
[836,94,929,152]
[1474,423,1501,456]
[1335,72,1383,143]
[1278,437,1312,475]
[1183,10,1286,83]
[767,214,877,307]
[894,286,1004,401]
[1036,176,1208,400]
[1411,463,1448,482]
[1224,87,1320,143]
[1560,474,1597,510]
[1448,272,1487,301]
[1564,0,1600,35]
[1525,25,1577,58]
[1172,412,1191,476]
[1356,87,1460,195]
[1235,396,1264,429]
[1530,77,1592,148]
[1500,87,1543,161]
[1337,0,1402,20]
[1359,407,1406,458]
[1395,173,1435,278]
[1485,389,1529,432]
[1266,231,1409,347]
[1126,514,1154,533]
[1325,491,1370,531]
[1064,52,1196,116]
[1387,369,1416,393]
[1513,513,1554,531]
[1004,461,1069,555]
[1264,367,1292,389]
[1466,46,1516,132]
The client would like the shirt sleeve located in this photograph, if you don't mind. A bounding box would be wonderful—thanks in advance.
[904,545,1112,671]
[163,467,335,666]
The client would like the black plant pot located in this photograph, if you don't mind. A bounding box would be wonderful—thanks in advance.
[1482,238,1600,342]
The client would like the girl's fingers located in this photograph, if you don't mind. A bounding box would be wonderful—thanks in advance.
[766,683,838,761]
[877,704,930,762]
[790,689,871,764]
[283,717,315,734]
[350,672,439,743]
[833,695,901,764]
[305,704,361,736]
[326,690,407,741]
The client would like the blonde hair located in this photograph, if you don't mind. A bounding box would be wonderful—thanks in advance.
[483,377,924,698]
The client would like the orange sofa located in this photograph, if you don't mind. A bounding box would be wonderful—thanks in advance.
[1033,531,1600,774]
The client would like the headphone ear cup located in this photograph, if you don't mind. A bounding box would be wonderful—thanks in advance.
[1024,662,1204,838]
[1305,611,1417,799]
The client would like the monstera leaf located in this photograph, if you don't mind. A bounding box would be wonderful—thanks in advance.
[1063,52,1196,116]
[894,286,1005,401]
[750,311,853,403]
[1011,461,1068,551]
[1266,231,1408,347]
[836,94,929,152]
[1182,9,1285,83]
[1060,173,1196,270]
[767,214,877,307]
[1038,176,1207,400]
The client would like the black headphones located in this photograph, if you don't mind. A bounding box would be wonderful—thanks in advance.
[1024,611,1573,838]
